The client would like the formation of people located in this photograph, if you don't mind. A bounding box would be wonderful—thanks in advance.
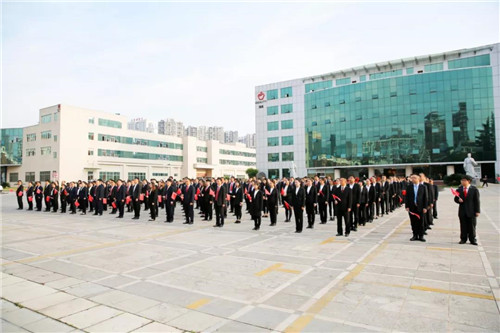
[12,172,479,244]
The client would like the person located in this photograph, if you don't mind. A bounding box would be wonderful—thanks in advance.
[359,180,368,226]
[116,179,126,218]
[34,181,43,211]
[69,182,78,214]
[281,179,292,222]
[213,178,226,227]
[60,182,68,213]
[94,179,104,216]
[164,179,176,223]
[267,180,278,226]
[43,180,52,212]
[454,175,480,245]
[430,178,439,219]
[291,179,305,233]
[51,182,59,213]
[348,176,360,231]
[482,175,488,187]
[250,182,263,230]
[131,178,141,220]
[78,182,88,215]
[15,180,24,210]
[182,178,195,224]
[327,179,336,221]
[148,183,158,221]
[366,178,376,222]
[317,178,329,224]
[405,174,428,242]
[334,178,352,237]
[305,178,317,229]
[233,181,243,223]
[26,181,34,211]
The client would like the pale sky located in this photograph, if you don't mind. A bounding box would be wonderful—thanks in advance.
[2,1,499,135]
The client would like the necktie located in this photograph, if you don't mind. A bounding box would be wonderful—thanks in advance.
[464,188,468,198]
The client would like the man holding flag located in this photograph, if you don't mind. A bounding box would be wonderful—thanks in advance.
[405,174,428,242]
[453,175,480,245]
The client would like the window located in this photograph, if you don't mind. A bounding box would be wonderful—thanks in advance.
[88,149,94,156]
[99,172,120,181]
[281,119,293,130]
[219,149,256,157]
[40,171,50,181]
[152,173,169,177]
[128,172,146,180]
[40,146,51,155]
[53,113,59,122]
[280,86,292,98]
[41,114,52,123]
[267,89,279,100]
[268,153,279,162]
[89,117,95,124]
[197,146,208,152]
[424,63,443,72]
[305,80,332,93]
[98,149,183,162]
[54,135,58,142]
[88,132,94,140]
[360,75,366,82]
[282,168,290,178]
[282,152,294,161]
[41,131,52,139]
[88,171,94,181]
[281,104,293,114]
[390,91,397,97]
[9,173,19,182]
[98,118,122,128]
[406,67,414,74]
[267,137,279,147]
[448,54,490,69]
[369,69,402,80]
[336,77,351,86]
[219,159,256,166]
[197,157,208,163]
[26,148,35,157]
[267,121,279,131]
[53,152,57,159]
[25,172,35,182]
[268,169,279,179]
[26,133,36,142]
[282,136,294,145]
[267,106,279,116]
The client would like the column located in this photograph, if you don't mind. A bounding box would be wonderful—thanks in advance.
[334,169,341,179]
[368,167,375,178]
[446,165,455,176]
[405,165,413,176]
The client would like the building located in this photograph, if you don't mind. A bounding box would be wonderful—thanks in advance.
[224,130,239,144]
[185,125,198,138]
[239,133,256,148]
[3,104,256,183]
[255,43,500,180]
[158,118,184,137]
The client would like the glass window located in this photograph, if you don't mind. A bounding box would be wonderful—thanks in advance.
[40,146,51,155]
[26,148,35,156]
[282,168,290,178]
[127,172,146,180]
[53,113,59,121]
[280,86,292,98]
[220,159,256,166]
[424,63,443,72]
[99,172,120,181]
[267,89,279,100]
[88,149,94,156]
[53,152,57,158]
[98,149,183,162]
[406,67,414,74]
[41,131,52,139]
[267,121,279,131]
[219,149,256,157]
[53,135,58,142]
[9,173,19,182]
[98,118,122,128]
[197,157,208,163]
[268,153,279,162]
[89,117,95,124]
[26,133,36,142]
[281,104,293,114]
[197,146,208,152]
[41,114,52,123]
[268,169,279,179]
[40,171,50,181]
[336,77,351,86]
[281,119,293,130]
[25,172,35,182]
[267,106,279,116]
[305,80,332,93]
[267,137,279,147]
[448,54,490,69]
[360,75,366,82]
[282,136,294,145]
[282,152,294,161]
[88,132,94,140]
[370,69,402,80]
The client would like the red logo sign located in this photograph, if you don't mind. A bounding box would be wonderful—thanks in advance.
[257,91,265,100]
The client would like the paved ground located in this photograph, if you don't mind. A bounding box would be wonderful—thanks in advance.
[1,185,499,332]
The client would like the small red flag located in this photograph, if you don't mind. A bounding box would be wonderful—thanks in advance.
[209,189,215,197]
[244,188,248,195]
[280,188,285,196]
[177,188,182,195]
[36,189,41,194]
[265,189,270,196]
[284,201,290,210]
[103,198,107,204]
[28,197,33,202]
[319,190,323,196]
[226,194,230,201]
[409,211,420,219]
[171,192,177,200]
[75,201,80,207]
[45,196,50,202]
[54,189,58,195]
[332,194,341,202]
[139,193,144,201]
[126,196,132,204]
[450,188,460,197]
[158,196,162,203]
[88,195,94,202]
[402,190,406,196]
[17,191,23,197]
[111,202,117,209]
[196,188,200,195]
[246,193,252,202]
[194,194,198,200]
[399,196,403,203]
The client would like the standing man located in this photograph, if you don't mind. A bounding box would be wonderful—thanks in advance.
[233,181,243,223]
[348,176,360,232]
[132,178,141,220]
[182,178,195,224]
[214,178,227,227]
[291,179,305,233]
[334,178,352,237]
[15,180,24,210]
[43,180,52,212]
[34,181,43,211]
[454,175,480,245]
[116,179,126,218]
[94,179,104,216]
[317,178,329,224]
[405,174,428,242]
[305,178,317,229]
[250,181,263,230]
[267,180,278,226]
[430,178,439,219]
[26,181,34,211]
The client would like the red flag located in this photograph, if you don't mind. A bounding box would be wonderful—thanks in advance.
[398,196,403,203]
[111,202,117,209]
[171,192,177,200]
[64,190,68,196]
[45,196,50,202]
[177,188,182,195]
[246,193,252,202]
[265,189,270,196]
[226,194,230,201]
[126,196,132,204]
[158,196,162,203]
[139,193,144,201]
[194,194,198,200]
[244,188,248,195]
[332,194,341,202]
[284,201,290,210]
[103,198,107,204]
[319,190,323,196]
[450,188,460,197]
[28,197,33,202]
[209,189,215,197]
[17,191,23,197]
[88,195,94,202]
[196,188,200,195]
[402,190,406,196]
[36,189,41,194]
[280,188,285,196]
[409,211,420,219]
[75,201,80,207]
[54,189,58,195]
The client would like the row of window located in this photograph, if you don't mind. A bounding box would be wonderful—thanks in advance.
[197,146,208,152]
[267,119,293,131]
[267,104,293,116]
[97,149,183,161]
[99,172,120,181]
[41,113,59,124]
[219,149,256,157]
[88,133,183,150]
[219,159,256,166]
[197,157,208,163]
[10,171,53,182]
[26,131,58,142]
[98,118,122,129]
[268,169,291,179]
[267,86,293,100]
[267,152,294,162]
[268,136,294,146]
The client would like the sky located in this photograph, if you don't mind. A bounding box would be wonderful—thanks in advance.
[2,1,499,135]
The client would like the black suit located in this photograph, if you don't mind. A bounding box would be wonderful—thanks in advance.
[164,185,176,222]
[95,184,104,215]
[454,186,480,243]
[26,185,34,210]
[250,189,263,229]
[267,188,278,225]
[317,185,329,223]
[16,185,24,209]
[43,185,52,211]
[78,187,88,213]
[116,185,126,217]
[291,187,305,232]
[183,185,195,223]
[35,185,43,211]
[405,183,428,239]
[233,187,243,221]
[432,184,439,218]
[131,184,141,218]
[335,186,352,235]
[349,183,361,229]
[367,185,376,222]
[305,186,317,227]
[214,185,227,227]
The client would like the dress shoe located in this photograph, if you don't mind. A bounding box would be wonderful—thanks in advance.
[116,216,123,218]
[345,233,350,237]
[183,222,189,224]
[336,233,343,236]
[419,237,426,242]
[352,228,357,232]
[470,241,478,245]
[295,230,302,233]
[410,236,418,241]
[132,217,139,220]
[306,226,313,229]
[148,219,156,221]
[235,221,241,224]
[459,240,466,244]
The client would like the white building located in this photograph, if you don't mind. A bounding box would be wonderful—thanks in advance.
[6,104,256,182]
[224,130,239,143]
[158,118,184,137]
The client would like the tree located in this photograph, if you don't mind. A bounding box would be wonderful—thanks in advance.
[475,113,496,160]
[246,168,258,178]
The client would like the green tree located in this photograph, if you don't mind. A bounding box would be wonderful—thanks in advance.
[475,113,496,160]
[246,168,258,178]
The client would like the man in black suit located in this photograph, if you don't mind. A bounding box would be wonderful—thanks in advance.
[317,178,329,224]
[267,180,278,226]
[43,180,52,212]
[164,179,176,222]
[116,179,126,218]
[334,178,352,237]
[327,179,336,221]
[366,178,376,222]
[430,178,439,219]
[233,181,243,223]
[250,181,263,230]
[405,174,428,242]
[454,175,480,245]
[34,181,43,211]
[182,178,195,224]
[305,178,317,229]
[68,182,78,214]
[214,178,227,227]
[15,180,24,210]
[131,178,141,219]
[94,179,104,216]
[348,176,360,231]
[291,179,305,233]
[26,182,34,211]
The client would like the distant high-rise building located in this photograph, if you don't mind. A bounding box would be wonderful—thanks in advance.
[197,126,207,141]
[185,125,198,138]
[128,118,148,132]
[224,130,239,143]
[208,126,224,142]
[158,118,184,137]
[239,133,256,148]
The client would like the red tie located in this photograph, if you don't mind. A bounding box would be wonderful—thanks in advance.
[216,187,220,200]
[464,188,467,198]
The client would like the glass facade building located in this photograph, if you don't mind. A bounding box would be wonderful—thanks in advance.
[255,44,500,179]
[1,128,23,184]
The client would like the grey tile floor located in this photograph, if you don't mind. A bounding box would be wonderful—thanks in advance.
[1,186,499,332]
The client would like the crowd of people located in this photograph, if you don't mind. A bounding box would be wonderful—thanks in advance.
[15,173,481,244]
